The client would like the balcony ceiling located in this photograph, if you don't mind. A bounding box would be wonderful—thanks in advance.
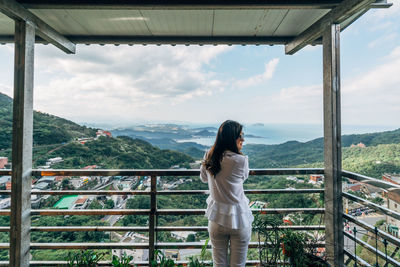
[0,0,392,49]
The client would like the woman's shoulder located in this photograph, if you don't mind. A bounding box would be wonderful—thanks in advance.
[224,150,248,163]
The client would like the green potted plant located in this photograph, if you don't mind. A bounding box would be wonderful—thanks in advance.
[111,253,135,267]
[66,250,106,267]
[281,230,329,267]
[187,239,209,267]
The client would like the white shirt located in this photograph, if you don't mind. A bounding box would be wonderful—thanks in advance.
[200,150,254,229]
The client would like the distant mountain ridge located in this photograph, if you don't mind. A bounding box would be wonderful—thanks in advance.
[243,128,400,178]
[0,92,96,150]
[0,92,193,169]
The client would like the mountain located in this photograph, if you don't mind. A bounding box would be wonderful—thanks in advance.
[0,92,193,169]
[33,136,193,169]
[0,92,96,150]
[243,128,400,178]
[110,126,209,158]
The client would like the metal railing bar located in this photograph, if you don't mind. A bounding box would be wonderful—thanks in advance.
[0,211,10,216]
[244,188,324,194]
[251,208,325,214]
[31,190,150,195]
[342,170,400,191]
[343,248,372,267]
[343,214,400,248]
[0,170,11,175]
[16,260,290,266]
[26,241,325,250]
[0,188,325,196]
[27,225,325,232]
[342,192,400,221]
[27,168,323,177]
[156,208,324,215]
[0,227,9,232]
[31,209,151,216]
[0,190,10,195]
[157,189,324,195]
[344,231,400,267]
[26,207,325,217]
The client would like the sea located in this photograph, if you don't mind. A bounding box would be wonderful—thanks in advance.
[176,123,398,146]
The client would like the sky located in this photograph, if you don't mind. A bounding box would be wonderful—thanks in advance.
[0,3,399,128]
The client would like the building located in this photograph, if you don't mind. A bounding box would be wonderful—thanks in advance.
[37,176,56,186]
[350,142,366,148]
[310,175,324,183]
[96,130,112,138]
[0,176,10,188]
[33,182,49,190]
[0,198,10,209]
[74,197,89,209]
[382,173,400,185]
[46,157,63,165]
[386,189,400,237]
[0,157,7,169]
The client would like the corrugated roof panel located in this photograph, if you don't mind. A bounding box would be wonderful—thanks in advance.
[213,10,268,36]
[31,9,151,35]
[0,13,13,35]
[274,9,329,36]
[141,10,213,36]
[250,9,291,36]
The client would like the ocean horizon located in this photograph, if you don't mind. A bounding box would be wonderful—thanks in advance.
[176,123,399,146]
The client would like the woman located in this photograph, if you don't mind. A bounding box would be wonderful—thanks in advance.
[200,120,253,267]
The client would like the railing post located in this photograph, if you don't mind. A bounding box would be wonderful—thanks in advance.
[323,23,344,266]
[149,175,157,265]
[10,20,35,267]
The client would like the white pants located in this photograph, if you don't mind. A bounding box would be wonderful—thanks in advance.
[208,221,251,267]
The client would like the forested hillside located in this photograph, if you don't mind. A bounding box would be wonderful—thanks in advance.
[33,136,193,169]
[0,92,193,169]
[244,130,400,178]
[0,92,96,150]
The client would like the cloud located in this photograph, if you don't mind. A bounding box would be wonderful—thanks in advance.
[340,46,400,125]
[0,83,12,97]
[32,45,232,121]
[234,58,279,88]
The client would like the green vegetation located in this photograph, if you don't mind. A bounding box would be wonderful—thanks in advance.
[244,132,400,178]
[66,250,106,267]
[33,136,193,169]
[0,92,96,151]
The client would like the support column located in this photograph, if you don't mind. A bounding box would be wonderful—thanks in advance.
[10,20,35,267]
[323,23,344,267]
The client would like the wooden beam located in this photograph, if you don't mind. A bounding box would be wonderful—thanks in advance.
[15,0,392,10]
[0,35,296,45]
[10,20,34,267]
[323,23,344,267]
[0,0,75,53]
[285,0,376,55]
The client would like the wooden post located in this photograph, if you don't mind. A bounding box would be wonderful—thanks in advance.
[149,175,157,265]
[323,23,344,266]
[10,19,35,267]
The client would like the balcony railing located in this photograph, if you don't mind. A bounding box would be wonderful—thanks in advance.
[341,171,400,267]
[0,168,398,266]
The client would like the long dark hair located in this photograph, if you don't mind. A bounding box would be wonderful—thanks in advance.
[203,120,243,177]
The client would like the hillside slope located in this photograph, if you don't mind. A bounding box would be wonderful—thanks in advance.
[0,92,193,168]
[33,136,193,169]
[0,92,96,150]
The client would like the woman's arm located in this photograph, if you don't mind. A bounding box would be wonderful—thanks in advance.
[200,151,209,183]
[200,164,208,183]
[243,156,249,180]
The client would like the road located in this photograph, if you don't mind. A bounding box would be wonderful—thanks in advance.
[344,213,385,254]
